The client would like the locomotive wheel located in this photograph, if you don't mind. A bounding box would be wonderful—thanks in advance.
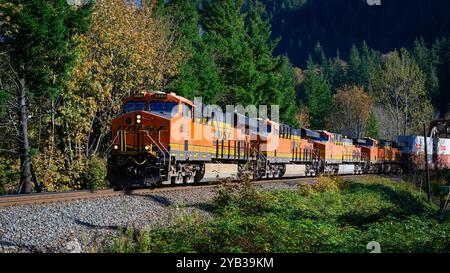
[171,174,183,185]
[184,174,195,184]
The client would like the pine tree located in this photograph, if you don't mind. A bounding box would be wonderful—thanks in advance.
[313,41,327,65]
[0,0,91,193]
[278,56,299,126]
[365,112,379,139]
[431,37,450,117]
[195,0,299,125]
[202,0,258,106]
[413,38,439,111]
[163,0,224,104]
[245,0,280,106]
[359,41,378,90]
[245,0,298,125]
[300,60,333,130]
[348,44,362,86]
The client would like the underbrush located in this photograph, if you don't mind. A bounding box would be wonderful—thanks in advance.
[101,176,449,253]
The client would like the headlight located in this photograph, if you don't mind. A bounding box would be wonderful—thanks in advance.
[136,115,142,119]
[136,119,142,124]
[144,145,151,151]
[113,145,119,150]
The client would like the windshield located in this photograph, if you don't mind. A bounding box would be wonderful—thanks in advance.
[318,135,329,142]
[124,102,147,113]
[150,102,179,118]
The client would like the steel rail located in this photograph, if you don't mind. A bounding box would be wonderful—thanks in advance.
[0,174,380,208]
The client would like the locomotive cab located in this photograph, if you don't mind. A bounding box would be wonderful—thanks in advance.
[108,91,192,188]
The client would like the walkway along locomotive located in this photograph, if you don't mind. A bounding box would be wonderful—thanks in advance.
[107,91,402,188]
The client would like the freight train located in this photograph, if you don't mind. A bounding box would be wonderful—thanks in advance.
[396,135,450,169]
[107,91,405,188]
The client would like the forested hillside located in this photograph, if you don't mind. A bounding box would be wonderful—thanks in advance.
[263,0,450,66]
[262,0,450,121]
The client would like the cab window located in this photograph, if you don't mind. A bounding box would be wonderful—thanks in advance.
[318,135,329,142]
[124,102,147,113]
[150,102,179,118]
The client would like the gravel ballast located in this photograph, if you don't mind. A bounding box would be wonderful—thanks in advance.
[0,181,303,253]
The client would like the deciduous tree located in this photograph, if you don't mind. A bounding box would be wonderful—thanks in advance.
[370,49,433,138]
[63,0,182,161]
[327,86,373,138]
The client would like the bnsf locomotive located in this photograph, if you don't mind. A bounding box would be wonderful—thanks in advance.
[107,91,402,188]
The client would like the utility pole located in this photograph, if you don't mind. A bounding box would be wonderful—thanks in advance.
[423,123,431,201]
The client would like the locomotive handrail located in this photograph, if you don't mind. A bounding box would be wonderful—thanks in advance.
[143,130,168,155]
[104,133,120,157]
[252,145,267,162]
[146,129,172,181]
[143,131,169,166]
[158,130,170,156]
[312,148,321,161]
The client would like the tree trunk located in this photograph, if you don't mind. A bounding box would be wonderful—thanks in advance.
[18,77,32,194]
[42,99,56,184]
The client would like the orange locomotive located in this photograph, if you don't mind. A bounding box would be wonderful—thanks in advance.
[311,131,365,175]
[108,91,402,188]
[109,91,256,187]
[250,120,320,179]
[350,138,402,173]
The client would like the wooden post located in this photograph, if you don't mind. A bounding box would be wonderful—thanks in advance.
[423,123,431,201]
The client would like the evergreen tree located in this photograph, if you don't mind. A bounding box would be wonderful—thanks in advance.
[359,41,378,90]
[0,0,91,193]
[245,0,280,106]
[320,53,348,93]
[245,0,298,125]
[313,41,327,65]
[163,0,224,104]
[277,56,299,126]
[348,44,362,86]
[432,37,450,116]
[202,0,258,106]
[365,112,379,139]
[413,38,439,111]
[300,60,333,130]
[187,0,300,125]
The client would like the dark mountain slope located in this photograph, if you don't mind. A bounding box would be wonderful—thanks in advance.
[263,0,450,65]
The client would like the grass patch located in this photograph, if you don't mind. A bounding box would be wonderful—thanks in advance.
[102,176,449,253]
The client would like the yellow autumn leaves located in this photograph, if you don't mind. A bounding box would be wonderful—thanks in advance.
[33,0,184,190]
[62,0,183,149]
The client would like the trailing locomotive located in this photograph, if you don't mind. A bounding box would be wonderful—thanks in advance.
[107,91,402,188]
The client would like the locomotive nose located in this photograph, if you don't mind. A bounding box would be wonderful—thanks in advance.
[111,111,171,153]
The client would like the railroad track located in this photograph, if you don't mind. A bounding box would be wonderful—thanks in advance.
[0,174,377,208]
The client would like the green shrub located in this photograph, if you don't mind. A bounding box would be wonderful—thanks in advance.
[0,156,20,195]
[298,175,342,196]
[101,177,449,253]
[83,156,108,190]
[213,177,270,214]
